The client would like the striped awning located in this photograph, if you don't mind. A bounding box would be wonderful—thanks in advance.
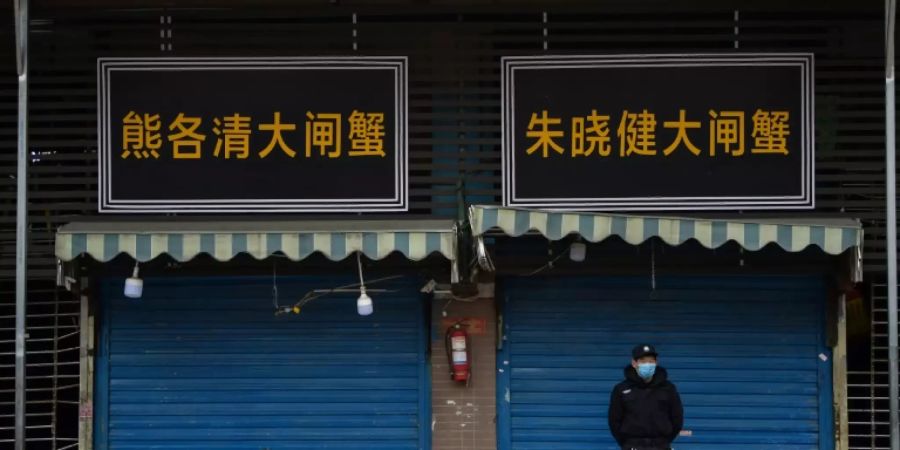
[55,220,457,263]
[470,205,862,256]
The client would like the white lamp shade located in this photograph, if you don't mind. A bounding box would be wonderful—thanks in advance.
[570,242,587,262]
[357,292,374,316]
[124,277,143,299]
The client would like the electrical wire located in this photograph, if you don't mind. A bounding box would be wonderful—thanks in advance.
[650,239,657,292]
[357,252,366,290]
[271,260,279,310]
[441,292,481,317]
[521,242,574,276]
[275,274,405,315]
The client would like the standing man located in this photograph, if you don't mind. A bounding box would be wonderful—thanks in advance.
[608,344,684,450]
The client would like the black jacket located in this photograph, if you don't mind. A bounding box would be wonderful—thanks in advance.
[608,365,684,449]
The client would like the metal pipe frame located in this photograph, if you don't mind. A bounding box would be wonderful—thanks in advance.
[886,1,898,450]
[14,0,28,449]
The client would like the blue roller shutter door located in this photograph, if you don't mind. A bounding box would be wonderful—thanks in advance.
[498,275,832,450]
[95,275,429,450]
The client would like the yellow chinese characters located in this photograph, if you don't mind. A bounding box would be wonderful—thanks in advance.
[525,110,565,158]
[522,108,791,159]
[306,112,342,158]
[258,112,297,158]
[212,114,251,159]
[751,110,790,155]
[348,111,386,157]
[122,111,162,159]
[121,110,390,161]
[709,110,745,156]
[617,109,657,156]
[571,110,612,157]
[168,113,205,160]
[662,109,701,156]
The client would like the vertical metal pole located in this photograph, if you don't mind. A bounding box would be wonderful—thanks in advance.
[13,0,28,449]
[886,2,899,450]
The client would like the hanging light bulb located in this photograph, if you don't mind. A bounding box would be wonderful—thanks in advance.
[570,238,586,262]
[124,263,143,299]
[356,253,373,316]
[357,287,373,316]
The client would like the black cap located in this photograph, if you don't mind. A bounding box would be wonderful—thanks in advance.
[632,344,658,360]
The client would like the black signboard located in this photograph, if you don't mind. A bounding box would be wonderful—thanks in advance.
[98,57,407,213]
[502,54,814,210]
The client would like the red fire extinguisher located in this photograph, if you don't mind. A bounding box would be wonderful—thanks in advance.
[445,322,471,385]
